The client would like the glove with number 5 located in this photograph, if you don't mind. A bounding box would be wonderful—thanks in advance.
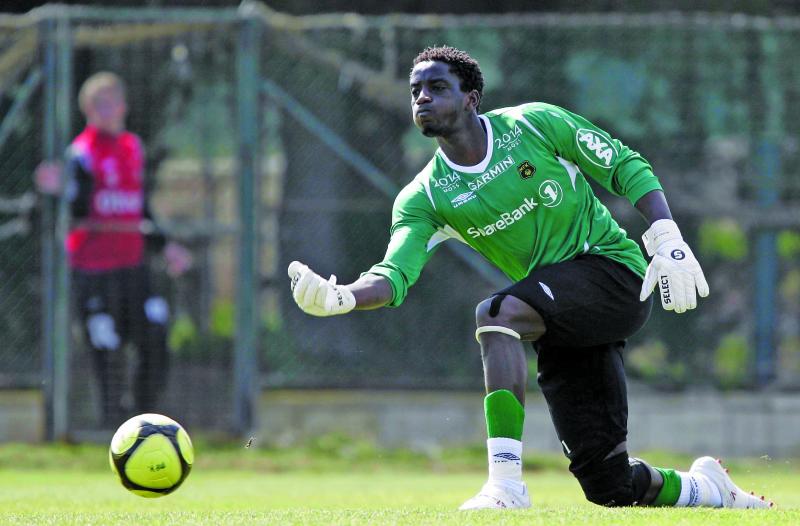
[639,219,709,314]
[288,261,356,317]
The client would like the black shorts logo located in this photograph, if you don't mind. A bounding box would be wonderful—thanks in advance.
[517,160,536,179]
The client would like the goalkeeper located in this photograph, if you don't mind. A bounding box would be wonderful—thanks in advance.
[287,46,773,510]
[35,72,191,427]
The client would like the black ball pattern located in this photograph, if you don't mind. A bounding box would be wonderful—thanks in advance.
[110,420,192,496]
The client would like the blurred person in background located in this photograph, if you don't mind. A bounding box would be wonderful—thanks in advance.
[286,46,774,510]
[35,72,191,428]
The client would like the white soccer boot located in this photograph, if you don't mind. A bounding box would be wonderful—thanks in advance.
[689,456,774,509]
[459,480,531,510]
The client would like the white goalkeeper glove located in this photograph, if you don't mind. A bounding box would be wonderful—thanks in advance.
[287,261,356,317]
[640,219,709,314]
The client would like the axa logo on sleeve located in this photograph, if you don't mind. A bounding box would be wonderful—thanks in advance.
[576,128,616,168]
[467,197,538,238]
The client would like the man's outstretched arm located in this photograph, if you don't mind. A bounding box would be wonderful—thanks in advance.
[288,178,442,316]
[348,273,393,310]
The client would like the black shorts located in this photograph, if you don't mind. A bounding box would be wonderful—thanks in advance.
[497,254,652,349]
[496,255,653,475]
[73,265,169,352]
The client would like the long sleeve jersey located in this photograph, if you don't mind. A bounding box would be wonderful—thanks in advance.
[366,102,662,307]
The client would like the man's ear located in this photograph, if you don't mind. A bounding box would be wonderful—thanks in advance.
[465,89,481,112]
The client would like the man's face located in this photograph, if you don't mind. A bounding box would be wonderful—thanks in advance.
[85,86,127,135]
[409,60,472,137]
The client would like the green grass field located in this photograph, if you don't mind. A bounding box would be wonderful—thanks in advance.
[0,442,797,525]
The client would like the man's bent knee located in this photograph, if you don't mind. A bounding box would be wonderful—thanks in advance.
[571,449,662,507]
[573,451,636,507]
[475,294,545,342]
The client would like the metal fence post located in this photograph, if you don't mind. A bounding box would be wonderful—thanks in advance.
[53,13,73,440]
[40,17,57,441]
[233,15,261,435]
[40,12,73,441]
[754,29,782,387]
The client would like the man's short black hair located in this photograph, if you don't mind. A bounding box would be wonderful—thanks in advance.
[412,45,484,111]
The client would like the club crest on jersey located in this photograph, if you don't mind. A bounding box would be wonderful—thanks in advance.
[517,160,536,179]
[576,128,617,168]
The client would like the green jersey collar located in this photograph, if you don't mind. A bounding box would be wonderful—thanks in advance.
[437,114,494,174]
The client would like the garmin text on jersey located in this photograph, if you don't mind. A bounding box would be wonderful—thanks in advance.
[467,155,515,192]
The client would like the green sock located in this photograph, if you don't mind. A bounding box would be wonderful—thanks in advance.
[652,468,682,506]
[484,389,525,441]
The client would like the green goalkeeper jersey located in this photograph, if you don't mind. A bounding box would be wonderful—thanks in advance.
[367,102,662,307]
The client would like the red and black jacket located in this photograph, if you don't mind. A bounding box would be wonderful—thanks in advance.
[65,125,165,271]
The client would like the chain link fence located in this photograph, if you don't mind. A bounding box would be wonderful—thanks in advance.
[0,22,41,387]
[0,3,799,437]
[258,7,800,391]
[65,11,245,434]
[0,7,247,436]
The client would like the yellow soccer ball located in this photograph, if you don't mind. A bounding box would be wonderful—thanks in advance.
[109,413,194,498]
